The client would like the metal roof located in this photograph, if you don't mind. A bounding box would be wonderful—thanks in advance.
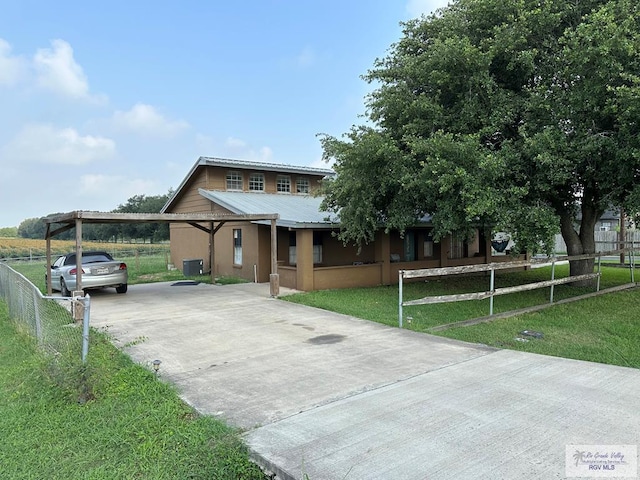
[161,156,335,213]
[198,190,340,229]
[198,156,335,176]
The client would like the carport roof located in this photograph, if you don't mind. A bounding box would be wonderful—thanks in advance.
[198,190,340,229]
[42,210,279,226]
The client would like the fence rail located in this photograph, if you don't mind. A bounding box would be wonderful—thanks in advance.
[0,262,90,363]
[555,231,640,254]
[398,249,637,327]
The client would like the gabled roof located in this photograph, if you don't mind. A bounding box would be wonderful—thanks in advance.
[198,190,339,229]
[161,156,335,213]
[197,156,335,176]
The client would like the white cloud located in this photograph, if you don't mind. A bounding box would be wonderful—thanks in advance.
[221,135,273,162]
[4,123,115,165]
[79,174,156,197]
[225,137,246,148]
[0,38,27,86]
[308,154,335,170]
[113,103,189,137]
[406,0,450,18]
[33,39,104,102]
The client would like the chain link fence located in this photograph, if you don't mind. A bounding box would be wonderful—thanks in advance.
[0,262,90,364]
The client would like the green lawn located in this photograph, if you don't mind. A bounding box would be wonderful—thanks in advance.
[0,302,266,479]
[283,265,640,368]
[2,259,637,479]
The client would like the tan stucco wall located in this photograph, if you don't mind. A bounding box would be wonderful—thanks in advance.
[313,264,383,290]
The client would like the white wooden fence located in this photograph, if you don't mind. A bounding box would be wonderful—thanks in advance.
[398,250,637,328]
[555,231,640,254]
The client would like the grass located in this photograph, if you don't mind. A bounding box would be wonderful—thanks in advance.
[282,264,640,368]
[0,302,266,479]
[2,256,637,478]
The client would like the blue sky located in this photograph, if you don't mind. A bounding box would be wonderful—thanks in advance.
[0,0,449,228]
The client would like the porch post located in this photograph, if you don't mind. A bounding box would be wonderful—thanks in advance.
[210,222,215,284]
[440,235,450,267]
[270,219,279,296]
[375,230,391,285]
[484,229,493,262]
[296,229,314,291]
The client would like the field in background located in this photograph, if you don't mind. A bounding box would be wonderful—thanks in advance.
[0,237,170,261]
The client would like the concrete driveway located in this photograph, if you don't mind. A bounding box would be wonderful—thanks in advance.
[89,282,640,480]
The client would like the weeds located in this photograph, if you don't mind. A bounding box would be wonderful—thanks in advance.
[0,302,267,479]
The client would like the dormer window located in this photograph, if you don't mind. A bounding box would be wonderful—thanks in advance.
[276,175,291,193]
[249,173,265,192]
[226,171,243,191]
[296,178,310,194]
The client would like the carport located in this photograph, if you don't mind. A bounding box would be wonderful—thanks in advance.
[43,211,280,296]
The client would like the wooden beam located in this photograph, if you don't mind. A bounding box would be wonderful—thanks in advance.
[45,223,75,239]
[43,211,278,225]
[187,222,212,234]
[75,218,83,292]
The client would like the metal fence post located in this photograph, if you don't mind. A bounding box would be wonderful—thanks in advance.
[398,271,404,328]
[489,267,495,316]
[81,294,91,364]
[550,259,556,304]
[32,289,42,344]
[631,242,636,284]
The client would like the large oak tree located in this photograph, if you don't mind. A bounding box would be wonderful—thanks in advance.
[320,0,640,279]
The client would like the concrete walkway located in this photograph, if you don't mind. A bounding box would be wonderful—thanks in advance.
[89,282,640,480]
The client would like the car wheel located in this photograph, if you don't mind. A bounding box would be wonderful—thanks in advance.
[116,284,128,294]
[60,279,71,297]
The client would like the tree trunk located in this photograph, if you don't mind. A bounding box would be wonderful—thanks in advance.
[559,204,598,286]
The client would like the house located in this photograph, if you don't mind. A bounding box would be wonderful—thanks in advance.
[595,209,620,232]
[162,156,511,291]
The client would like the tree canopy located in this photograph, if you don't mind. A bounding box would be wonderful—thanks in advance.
[18,191,173,243]
[320,0,640,275]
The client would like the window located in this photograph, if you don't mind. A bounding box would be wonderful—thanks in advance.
[276,175,291,193]
[600,222,611,232]
[226,171,243,190]
[313,232,323,264]
[288,231,323,265]
[296,178,310,194]
[249,173,264,192]
[233,229,242,265]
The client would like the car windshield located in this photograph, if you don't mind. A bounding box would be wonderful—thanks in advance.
[64,252,114,265]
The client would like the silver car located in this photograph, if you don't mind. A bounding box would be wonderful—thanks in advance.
[49,251,128,296]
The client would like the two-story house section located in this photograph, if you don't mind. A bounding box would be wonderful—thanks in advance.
[161,156,336,284]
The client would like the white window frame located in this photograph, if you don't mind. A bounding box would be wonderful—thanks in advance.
[233,229,242,265]
[600,222,611,232]
[276,175,291,193]
[296,178,310,194]
[249,173,264,192]
[226,171,243,191]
